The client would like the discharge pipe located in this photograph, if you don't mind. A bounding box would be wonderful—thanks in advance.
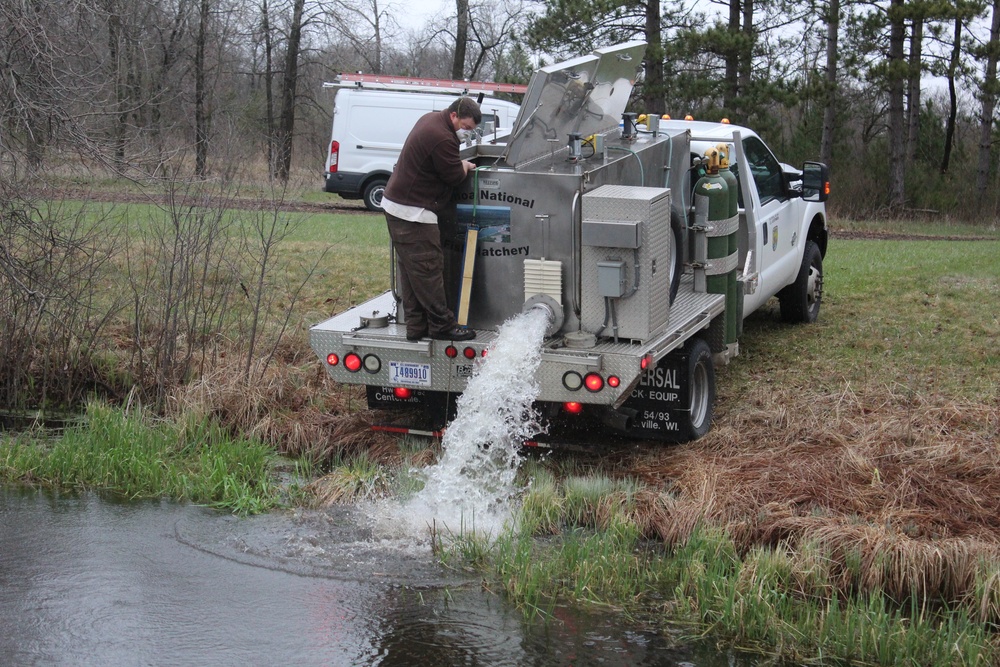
[521,294,565,338]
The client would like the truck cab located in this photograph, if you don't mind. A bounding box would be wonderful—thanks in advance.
[678,121,829,323]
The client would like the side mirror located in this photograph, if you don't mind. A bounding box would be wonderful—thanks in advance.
[802,162,830,202]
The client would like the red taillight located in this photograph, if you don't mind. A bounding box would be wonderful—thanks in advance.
[640,355,651,371]
[445,345,458,358]
[394,387,413,399]
[563,402,584,414]
[481,348,488,357]
[329,140,340,173]
[463,347,476,359]
[344,352,362,372]
[607,375,620,388]
[584,373,604,392]
[326,353,339,366]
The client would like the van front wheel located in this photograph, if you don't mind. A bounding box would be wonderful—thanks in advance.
[363,179,387,212]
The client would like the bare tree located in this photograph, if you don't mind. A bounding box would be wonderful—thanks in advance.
[820,0,840,169]
[452,0,470,79]
[977,0,1000,198]
[887,0,906,208]
[327,0,395,73]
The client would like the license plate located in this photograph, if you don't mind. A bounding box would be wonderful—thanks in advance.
[389,361,431,387]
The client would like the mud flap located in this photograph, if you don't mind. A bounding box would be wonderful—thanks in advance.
[619,338,714,442]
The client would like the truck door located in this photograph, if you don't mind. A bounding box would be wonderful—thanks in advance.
[741,136,797,299]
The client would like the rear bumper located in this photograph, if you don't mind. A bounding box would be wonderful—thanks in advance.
[325,171,365,196]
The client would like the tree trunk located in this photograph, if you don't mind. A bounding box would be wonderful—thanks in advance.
[906,16,923,166]
[941,13,962,174]
[642,0,665,114]
[739,0,753,94]
[106,1,127,168]
[977,0,1000,198]
[276,0,305,183]
[261,0,275,179]
[820,0,839,169]
[452,0,469,80]
[195,0,209,179]
[725,0,740,103]
[887,0,906,209]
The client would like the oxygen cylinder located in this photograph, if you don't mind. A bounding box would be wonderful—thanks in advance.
[694,148,739,352]
[715,143,738,219]
[715,143,742,341]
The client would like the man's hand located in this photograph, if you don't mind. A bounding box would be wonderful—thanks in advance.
[462,160,476,174]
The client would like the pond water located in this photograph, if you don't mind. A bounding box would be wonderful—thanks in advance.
[0,487,759,666]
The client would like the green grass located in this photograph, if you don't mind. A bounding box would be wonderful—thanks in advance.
[442,487,998,666]
[731,238,1000,400]
[0,402,283,514]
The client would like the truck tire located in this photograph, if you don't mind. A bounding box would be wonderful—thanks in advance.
[779,239,823,323]
[363,179,387,212]
[668,209,684,304]
[679,337,715,441]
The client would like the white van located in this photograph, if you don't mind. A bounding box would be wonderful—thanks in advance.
[323,87,521,211]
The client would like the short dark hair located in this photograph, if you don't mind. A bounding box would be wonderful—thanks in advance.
[449,97,482,125]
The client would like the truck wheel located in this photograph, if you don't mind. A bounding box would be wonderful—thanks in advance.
[363,179,387,212]
[779,239,823,323]
[679,337,715,441]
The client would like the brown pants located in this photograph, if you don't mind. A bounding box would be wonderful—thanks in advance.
[385,213,456,338]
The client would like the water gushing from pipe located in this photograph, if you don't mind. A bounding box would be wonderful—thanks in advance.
[373,307,550,540]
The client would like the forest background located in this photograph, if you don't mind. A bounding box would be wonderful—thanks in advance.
[5,0,1000,220]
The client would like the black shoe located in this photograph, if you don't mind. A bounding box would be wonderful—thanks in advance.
[430,327,475,341]
[405,330,428,342]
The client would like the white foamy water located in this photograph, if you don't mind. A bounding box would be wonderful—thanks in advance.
[371,307,550,541]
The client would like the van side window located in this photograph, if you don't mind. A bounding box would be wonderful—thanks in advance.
[742,136,786,205]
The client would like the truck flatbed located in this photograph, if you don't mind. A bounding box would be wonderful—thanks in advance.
[310,274,724,408]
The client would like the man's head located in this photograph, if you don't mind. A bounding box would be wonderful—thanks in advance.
[448,97,482,132]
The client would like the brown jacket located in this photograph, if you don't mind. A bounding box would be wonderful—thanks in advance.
[384,109,466,213]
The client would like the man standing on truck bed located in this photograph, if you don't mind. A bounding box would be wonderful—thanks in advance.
[381,96,481,342]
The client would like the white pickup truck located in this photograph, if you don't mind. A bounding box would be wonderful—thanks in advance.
[311,43,829,444]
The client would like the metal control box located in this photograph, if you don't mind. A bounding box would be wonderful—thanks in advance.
[581,185,672,341]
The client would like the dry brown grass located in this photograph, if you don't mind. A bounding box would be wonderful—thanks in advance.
[168,344,398,463]
[624,379,1000,606]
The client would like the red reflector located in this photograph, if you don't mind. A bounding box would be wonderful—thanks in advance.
[563,402,584,414]
[640,356,650,371]
[463,347,476,359]
[393,387,413,399]
[445,346,458,358]
[326,353,339,366]
[344,353,362,372]
[584,373,604,392]
[608,375,620,388]
[481,349,488,357]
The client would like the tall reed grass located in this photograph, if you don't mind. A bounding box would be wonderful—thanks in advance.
[0,402,281,513]
[439,470,1000,665]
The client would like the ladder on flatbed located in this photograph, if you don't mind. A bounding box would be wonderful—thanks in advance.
[323,73,527,96]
